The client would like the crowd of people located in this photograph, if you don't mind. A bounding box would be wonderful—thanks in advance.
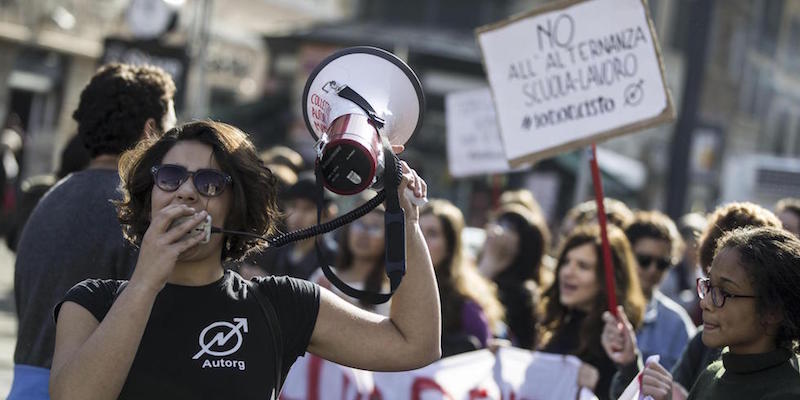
[3,62,800,400]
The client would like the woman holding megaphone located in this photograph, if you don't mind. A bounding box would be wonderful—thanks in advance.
[48,120,440,400]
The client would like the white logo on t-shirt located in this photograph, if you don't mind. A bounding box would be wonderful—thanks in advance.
[193,317,248,359]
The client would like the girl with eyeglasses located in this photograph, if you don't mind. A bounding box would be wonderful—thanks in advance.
[603,202,788,399]
[309,201,390,315]
[48,121,440,399]
[537,224,646,400]
[630,226,800,399]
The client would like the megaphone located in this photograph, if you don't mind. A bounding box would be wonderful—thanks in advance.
[302,46,424,195]
[218,47,424,305]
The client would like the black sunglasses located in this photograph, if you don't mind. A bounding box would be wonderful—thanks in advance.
[635,253,672,271]
[151,164,232,197]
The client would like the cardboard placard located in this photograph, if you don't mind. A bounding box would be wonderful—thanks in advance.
[445,87,511,177]
[476,0,674,166]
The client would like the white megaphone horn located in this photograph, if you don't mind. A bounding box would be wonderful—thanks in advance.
[302,46,425,196]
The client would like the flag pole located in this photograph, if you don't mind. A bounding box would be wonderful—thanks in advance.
[588,143,619,316]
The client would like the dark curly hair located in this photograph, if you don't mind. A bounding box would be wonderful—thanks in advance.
[538,224,646,361]
[715,226,800,353]
[624,210,683,264]
[698,202,781,274]
[115,120,279,261]
[73,63,176,158]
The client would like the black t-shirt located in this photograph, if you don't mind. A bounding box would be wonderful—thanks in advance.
[54,270,320,400]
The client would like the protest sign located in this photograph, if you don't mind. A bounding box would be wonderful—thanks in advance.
[373,349,499,399]
[445,88,511,177]
[280,354,375,400]
[476,0,674,166]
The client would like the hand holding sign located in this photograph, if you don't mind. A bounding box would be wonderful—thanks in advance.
[640,358,673,400]
[618,355,671,400]
[601,306,638,365]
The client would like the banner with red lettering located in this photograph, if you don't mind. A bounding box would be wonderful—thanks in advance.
[280,347,599,400]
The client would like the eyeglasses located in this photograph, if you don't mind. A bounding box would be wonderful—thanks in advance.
[351,220,383,237]
[635,253,672,271]
[151,164,232,197]
[696,277,757,308]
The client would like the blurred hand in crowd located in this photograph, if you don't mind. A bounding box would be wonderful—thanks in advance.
[601,305,638,365]
[577,362,600,391]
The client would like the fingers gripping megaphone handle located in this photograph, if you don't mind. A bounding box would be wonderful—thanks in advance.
[404,187,428,207]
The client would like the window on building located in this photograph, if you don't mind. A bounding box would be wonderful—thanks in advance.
[768,111,789,155]
[668,0,691,53]
[758,0,784,58]
[361,0,508,30]
[794,115,800,156]
[786,18,800,73]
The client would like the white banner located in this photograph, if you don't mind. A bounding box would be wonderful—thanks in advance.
[280,348,599,400]
[445,88,511,178]
[476,0,674,166]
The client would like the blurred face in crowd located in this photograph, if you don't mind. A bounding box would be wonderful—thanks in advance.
[285,198,317,232]
[700,248,774,354]
[479,218,520,278]
[420,214,447,269]
[558,242,600,312]
[683,237,700,270]
[349,211,385,261]
[632,238,672,299]
[150,140,232,262]
[778,210,800,238]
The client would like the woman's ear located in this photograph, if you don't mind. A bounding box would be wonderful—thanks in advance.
[763,307,784,325]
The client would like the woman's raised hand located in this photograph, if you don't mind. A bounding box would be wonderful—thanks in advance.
[396,158,427,222]
[130,204,208,292]
[601,305,639,365]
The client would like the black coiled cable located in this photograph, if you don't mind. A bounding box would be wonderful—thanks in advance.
[211,153,403,248]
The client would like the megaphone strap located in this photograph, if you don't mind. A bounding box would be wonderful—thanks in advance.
[336,85,385,129]
[316,135,405,305]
